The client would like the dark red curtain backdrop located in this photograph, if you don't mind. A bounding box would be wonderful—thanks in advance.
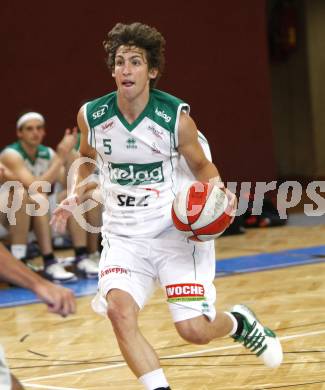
[1,0,276,182]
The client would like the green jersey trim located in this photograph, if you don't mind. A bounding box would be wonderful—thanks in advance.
[114,93,153,132]
[85,92,116,130]
[198,131,208,144]
[174,103,190,148]
[84,89,190,139]
[5,142,51,165]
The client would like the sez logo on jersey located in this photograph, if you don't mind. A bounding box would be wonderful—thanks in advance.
[108,161,164,186]
[166,283,206,302]
[92,104,108,120]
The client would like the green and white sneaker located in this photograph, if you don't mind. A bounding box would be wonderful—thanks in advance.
[231,304,283,368]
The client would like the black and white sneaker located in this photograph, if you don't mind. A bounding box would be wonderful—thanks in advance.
[75,256,98,279]
[44,262,77,283]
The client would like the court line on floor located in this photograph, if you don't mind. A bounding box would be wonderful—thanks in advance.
[23,384,80,390]
[21,328,325,384]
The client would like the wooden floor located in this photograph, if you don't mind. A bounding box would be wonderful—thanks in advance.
[2,225,325,390]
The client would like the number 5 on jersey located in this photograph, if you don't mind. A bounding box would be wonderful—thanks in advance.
[103,139,112,155]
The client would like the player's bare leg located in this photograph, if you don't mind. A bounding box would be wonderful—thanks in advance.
[32,212,54,255]
[84,188,102,255]
[175,306,283,368]
[175,312,233,343]
[106,289,161,376]
[7,188,30,259]
[67,215,87,248]
[32,196,76,282]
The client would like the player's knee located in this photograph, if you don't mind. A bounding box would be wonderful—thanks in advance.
[175,319,211,345]
[106,291,138,332]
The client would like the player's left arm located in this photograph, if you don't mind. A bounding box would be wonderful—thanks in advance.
[178,113,237,218]
[178,112,221,184]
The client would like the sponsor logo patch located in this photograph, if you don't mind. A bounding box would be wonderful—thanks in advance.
[148,124,163,139]
[155,107,172,123]
[92,104,108,120]
[100,267,129,279]
[108,161,164,186]
[101,120,114,131]
[166,283,206,302]
[151,143,161,154]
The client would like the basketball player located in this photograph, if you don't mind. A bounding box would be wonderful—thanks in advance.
[0,113,98,281]
[52,23,283,390]
[0,242,76,390]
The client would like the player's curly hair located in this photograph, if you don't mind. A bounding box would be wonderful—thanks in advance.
[103,22,166,88]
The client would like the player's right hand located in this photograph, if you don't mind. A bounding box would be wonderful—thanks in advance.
[34,280,76,317]
[50,194,79,233]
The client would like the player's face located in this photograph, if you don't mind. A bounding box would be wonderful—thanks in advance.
[113,46,158,100]
[17,119,45,147]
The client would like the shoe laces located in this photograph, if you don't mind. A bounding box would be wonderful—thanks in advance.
[234,320,267,356]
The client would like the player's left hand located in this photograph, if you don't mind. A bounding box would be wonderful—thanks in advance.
[224,187,237,223]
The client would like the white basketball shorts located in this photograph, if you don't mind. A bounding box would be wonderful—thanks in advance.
[91,226,217,322]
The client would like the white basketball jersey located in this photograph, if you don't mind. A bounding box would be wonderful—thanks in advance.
[1,142,54,176]
[84,89,190,238]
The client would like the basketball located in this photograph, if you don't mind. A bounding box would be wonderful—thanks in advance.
[171,182,234,241]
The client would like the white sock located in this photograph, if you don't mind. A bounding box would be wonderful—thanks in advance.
[11,244,27,260]
[139,368,169,390]
[224,311,238,336]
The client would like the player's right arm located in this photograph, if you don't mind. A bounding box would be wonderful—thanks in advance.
[0,243,75,317]
[51,106,97,232]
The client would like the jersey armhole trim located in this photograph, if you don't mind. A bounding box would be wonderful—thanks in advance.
[174,103,190,148]
[82,103,93,147]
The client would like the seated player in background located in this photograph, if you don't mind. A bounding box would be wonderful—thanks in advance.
[0,112,98,282]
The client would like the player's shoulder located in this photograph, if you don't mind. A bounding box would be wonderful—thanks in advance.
[1,142,24,159]
[86,90,116,109]
[149,89,190,131]
[150,88,184,103]
[82,91,117,127]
